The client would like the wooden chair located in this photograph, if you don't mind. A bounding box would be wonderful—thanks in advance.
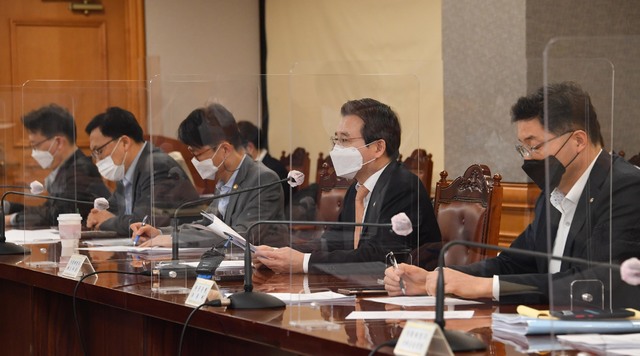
[316,154,354,223]
[280,147,310,189]
[144,134,215,194]
[628,152,640,167]
[434,164,503,266]
[403,149,433,197]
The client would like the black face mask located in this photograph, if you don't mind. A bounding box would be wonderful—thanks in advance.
[521,132,578,190]
[522,156,566,190]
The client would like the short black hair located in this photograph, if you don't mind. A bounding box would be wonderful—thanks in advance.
[340,98,401,159]
[22,104,76,143]
[237,120,267,150]
[511,81,604,146]
[85,107,144,143]
[178,103,243,149]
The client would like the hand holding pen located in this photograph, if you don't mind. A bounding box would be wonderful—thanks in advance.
[388,252,406,295]
[133,215,149,246]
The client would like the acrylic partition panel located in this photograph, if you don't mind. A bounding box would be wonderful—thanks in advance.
[17,80,148,267]
[491,36,640,354]
[273,71,426,329]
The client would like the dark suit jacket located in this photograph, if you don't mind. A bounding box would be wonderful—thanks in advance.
[99,144,199,236]
[308,161,441,272]
[14,149,110,227]
[174,157,287,248]
[262,152,290,206]
[454,152,640,308]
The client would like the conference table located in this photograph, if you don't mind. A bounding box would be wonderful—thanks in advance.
[0,240,547,355]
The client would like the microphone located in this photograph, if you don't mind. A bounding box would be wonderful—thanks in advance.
[1,185,107,255]
[433,240,624,352]
[227,214,413,310]
[169,170,305,261]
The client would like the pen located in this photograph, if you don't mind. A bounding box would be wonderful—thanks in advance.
[133,215,149,246]
[389,251,406,295]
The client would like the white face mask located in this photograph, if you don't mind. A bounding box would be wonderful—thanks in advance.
[329,142,375,180]
[191,146,224,180]
[96,138,126,181]
[31,139,56,169]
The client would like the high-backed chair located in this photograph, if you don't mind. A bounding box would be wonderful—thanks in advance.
[280,147,310,189]
[144,134,215,194]
[316,154,353,223]
[403,149,433,197]
[434,164,503,266]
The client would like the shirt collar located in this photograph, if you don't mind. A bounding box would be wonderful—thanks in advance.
[357,162,390,193]
[256,149,268,162]
[550,149,602,211]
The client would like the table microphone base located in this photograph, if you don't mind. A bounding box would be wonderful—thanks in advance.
[228,291,286,309]
[0,242,28,255]
[443,329,486,352]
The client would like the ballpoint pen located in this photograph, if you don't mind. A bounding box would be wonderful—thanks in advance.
[388,251,406,295]
[133,215,149,246]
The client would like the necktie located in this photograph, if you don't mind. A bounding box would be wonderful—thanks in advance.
[353,185,369,248]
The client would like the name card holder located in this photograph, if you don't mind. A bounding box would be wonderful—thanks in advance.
[59,254,96,280]
[394,320,453,356]
[185,278,218,307]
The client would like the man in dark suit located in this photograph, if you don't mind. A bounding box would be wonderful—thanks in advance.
[85,107,199,236]
[131,103,287,248]
[237,120,291,206]
[385,82,640,307]
[254,98,442,273]
[4,104,110,228]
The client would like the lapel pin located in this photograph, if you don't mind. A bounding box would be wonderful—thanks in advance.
[233,184,239,190]
[589,197,594,203]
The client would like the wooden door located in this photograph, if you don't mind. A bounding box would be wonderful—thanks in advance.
[0,0,145,187]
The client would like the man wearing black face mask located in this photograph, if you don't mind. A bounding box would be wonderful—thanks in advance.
[385,82,640,308]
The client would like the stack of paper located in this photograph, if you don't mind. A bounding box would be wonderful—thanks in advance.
[493,313,640,335]
[557,333,640,355]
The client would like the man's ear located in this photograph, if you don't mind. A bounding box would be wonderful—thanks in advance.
[120,135,132,151]
[574,130,589,151]
[374,139,387,158]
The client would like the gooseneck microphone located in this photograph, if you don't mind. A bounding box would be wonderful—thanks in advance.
[170,170,305,261]
[1,183,108,255]
[227,214,413,310]
[434,240,622,352]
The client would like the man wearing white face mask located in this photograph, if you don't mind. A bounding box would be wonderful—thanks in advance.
[85,107,199,236]
[254,98,442,274]
[131,103,287,248]
[4,104,109,228]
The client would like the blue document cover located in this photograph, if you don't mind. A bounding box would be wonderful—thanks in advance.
[493,313,640,335]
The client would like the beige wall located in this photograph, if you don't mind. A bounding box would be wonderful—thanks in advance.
[265,0,444,183]
[144,0,261,138]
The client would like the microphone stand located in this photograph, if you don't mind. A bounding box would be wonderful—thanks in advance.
[434,240,620,352]
[1,191,95,255]
[228,220,394,310]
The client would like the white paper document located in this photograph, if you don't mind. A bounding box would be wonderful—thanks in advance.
[557,333,640,355]
[192,211,256,252]
[364,296,482,307]
[268,291,355,303]
[346,310,474,320]
[5,229,60,243]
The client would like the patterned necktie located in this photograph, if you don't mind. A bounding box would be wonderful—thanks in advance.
[353,185,369,248]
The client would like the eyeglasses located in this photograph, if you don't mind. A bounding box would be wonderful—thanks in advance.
[330,136,364,147]
[188,146,214,161]
[91,137,119,160]
[515,131,574,158]
[30,137,53,150]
